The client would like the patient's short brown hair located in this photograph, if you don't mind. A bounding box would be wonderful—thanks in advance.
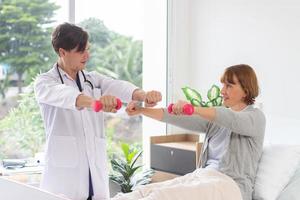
[221,64,259,105]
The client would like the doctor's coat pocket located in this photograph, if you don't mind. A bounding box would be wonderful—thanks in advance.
[94,136,108,170]
[49,136,79,168]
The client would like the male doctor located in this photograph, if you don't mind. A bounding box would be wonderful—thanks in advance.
[34,23,161,200]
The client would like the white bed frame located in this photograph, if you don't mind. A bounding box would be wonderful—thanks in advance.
[0,177,70,200]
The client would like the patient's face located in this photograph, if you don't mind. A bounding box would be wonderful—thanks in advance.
[221,75,246,110]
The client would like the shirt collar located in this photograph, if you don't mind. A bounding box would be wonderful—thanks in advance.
[55,63,75,81]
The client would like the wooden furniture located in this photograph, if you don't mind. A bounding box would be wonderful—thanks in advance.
[151,170,180,183]
[150,133,202,182]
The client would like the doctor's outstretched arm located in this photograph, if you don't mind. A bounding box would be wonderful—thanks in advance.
[34,74,119,112]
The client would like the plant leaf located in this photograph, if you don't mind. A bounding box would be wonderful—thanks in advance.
[207,85,220,101]
[205,101,214,107]
[214,96,223,106]
[127,150,137,164]
[128,165,143,178]
[109,174,125,185]
[111,159,128,177]
[130,150,143,168]
[121,143,130,162]
[191,98,202,107]
[182,86,202,103]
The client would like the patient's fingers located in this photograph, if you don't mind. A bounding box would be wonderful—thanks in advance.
[172,100,189,115]
[126,101,137,112]
[126,101,142,116]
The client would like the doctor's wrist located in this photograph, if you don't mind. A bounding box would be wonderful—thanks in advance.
[132,88,146,102]
[76,94,94,109]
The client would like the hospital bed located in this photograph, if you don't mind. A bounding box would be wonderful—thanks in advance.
[1,144,299,200]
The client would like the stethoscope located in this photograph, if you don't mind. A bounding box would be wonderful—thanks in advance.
[56,63,94,92]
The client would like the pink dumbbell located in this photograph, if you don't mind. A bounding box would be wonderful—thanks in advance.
[92,98,122,112]
[167,103,194,115]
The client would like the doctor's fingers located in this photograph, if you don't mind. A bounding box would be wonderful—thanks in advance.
[102,106,117,113]
[145,102,157,107]
[110,108,117,113]
[145,91,162,104]
[100,95,117,108]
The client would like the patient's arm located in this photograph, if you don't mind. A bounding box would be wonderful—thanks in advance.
[170,100,216,121]
[126,101,164,120]
[126,101,210,133]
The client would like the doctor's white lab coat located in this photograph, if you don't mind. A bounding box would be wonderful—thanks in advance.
[34,65,138,200]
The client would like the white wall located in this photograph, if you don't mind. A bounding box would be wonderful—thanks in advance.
[168,0,300,144]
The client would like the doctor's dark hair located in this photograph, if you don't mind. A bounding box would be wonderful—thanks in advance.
[51,23,88,54]
[221,64,259,105]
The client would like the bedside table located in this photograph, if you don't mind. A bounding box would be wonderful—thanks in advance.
[151,170,180,183]
[150,134,202,177]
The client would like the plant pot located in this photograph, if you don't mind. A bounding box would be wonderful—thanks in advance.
[109,179,122,198]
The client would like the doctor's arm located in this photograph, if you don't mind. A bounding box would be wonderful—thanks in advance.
[34,74,82,110]
[132,89,162,107]
[34,74,119,111]
[75,94,93,108]
[91,72,161,106]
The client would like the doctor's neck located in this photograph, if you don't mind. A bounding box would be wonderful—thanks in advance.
[57,59,78,80]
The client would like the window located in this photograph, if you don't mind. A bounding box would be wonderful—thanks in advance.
[0,0,168,189]
[0,0,68,186]
[0,0,169,187]
[75,0,145,162]
[0,0,66,159]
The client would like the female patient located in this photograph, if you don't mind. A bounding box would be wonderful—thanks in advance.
[125,64,266,200]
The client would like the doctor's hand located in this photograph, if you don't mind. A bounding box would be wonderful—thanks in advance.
[99,95,119,113]
[144,90,162,107]
[126,101,143,116]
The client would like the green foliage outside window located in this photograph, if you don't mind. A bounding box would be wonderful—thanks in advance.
[0,0,59,93]
[0,83,44,159]
[0,1,143,161]
[80,18,143,88]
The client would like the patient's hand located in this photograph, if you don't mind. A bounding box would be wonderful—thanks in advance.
[126,101,143,116]
[171,100,190,115]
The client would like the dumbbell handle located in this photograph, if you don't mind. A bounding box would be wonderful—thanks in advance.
[92,98,122,112]
[167,103,194,115]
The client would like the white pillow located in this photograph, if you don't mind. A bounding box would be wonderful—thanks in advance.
[253,145,300,200]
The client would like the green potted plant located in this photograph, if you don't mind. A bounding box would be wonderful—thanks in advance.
[182,85,223,107]
[109,143,154,194]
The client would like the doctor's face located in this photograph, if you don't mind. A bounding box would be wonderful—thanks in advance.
[60,43,90,71]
